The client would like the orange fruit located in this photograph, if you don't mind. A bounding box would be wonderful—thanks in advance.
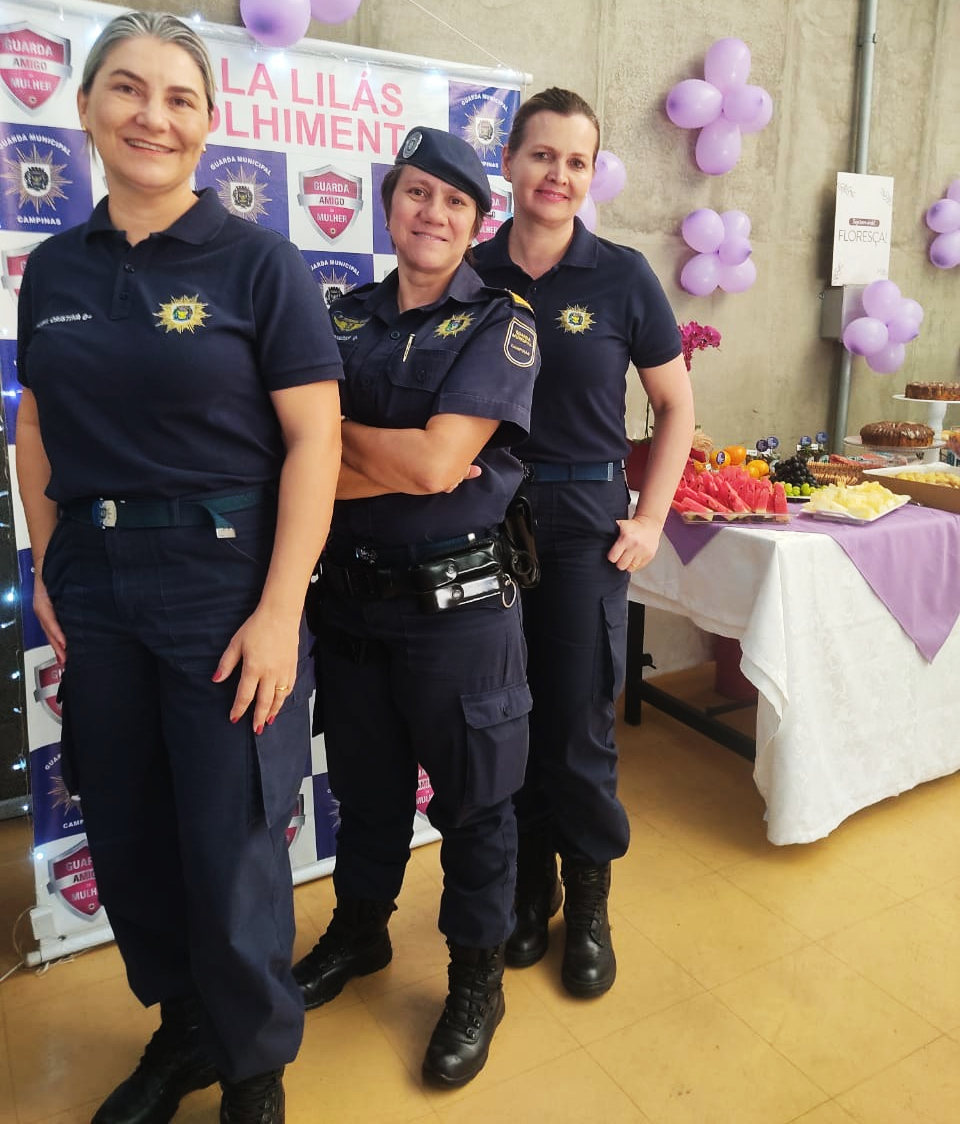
[724,444,747,466]
[709,449,727,468]
[747,459,770,478]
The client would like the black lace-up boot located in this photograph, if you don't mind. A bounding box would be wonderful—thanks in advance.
[560,861,616,998]
[219,1068,284,1124]
[422,942,506,1088]
[505,831,562,968]
[91,994,218,1124]
[291,897,395,1009]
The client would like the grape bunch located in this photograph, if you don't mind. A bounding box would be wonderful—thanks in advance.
[772,455,817,491]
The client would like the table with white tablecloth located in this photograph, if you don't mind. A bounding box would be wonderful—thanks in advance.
[625,507,960,845]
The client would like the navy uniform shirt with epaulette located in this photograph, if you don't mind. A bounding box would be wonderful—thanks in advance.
[17,187,343,503]
[472,217,681,464]
[328,261,538,548]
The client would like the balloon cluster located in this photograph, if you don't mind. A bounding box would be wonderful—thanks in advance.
[240,0,361,49]
[841,279,924,374]
[576,150,627,232]
[665,38,773,175]
[925,179,960,270]
[679,208,756,295]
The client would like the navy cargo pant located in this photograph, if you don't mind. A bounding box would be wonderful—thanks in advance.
[318,588,531,948]
[42,506,310,1082]
[516,477,632,864]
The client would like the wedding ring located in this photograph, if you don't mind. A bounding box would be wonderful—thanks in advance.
[275,685,289,693]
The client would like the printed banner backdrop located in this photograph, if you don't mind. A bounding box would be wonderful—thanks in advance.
[0,0,525,963]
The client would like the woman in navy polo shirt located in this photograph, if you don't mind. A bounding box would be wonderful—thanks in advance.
[292,126,538,1088]
[472,89,695,998]
[15,13,341,1124]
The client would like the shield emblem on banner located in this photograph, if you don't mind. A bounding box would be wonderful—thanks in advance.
[285,793,306,850]
[34,655,63,723]
[1,243,38,299]
[474,117,496,145]
[0,24,72,114]
[47,839,102,920]
[298,166,363,243]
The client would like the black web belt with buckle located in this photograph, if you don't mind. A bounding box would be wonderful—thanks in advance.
[319,538,513,613]
[58,487,271,539]
[521,461,622,483]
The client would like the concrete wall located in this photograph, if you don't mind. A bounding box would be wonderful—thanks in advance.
[97,0,960,453]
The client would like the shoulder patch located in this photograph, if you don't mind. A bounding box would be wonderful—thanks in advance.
[506,290,534,312]
[504,316,537,368]
[331,312,368,333]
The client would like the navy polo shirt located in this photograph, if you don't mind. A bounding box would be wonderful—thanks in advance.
[472,217,681,464]
[328,261,538,548]
[18,188,342,503]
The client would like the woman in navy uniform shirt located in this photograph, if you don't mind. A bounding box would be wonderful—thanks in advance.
[15,13,341,1124]
[472,89,695,998]
[292,127,538,1088]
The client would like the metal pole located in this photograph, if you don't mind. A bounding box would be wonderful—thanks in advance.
[832,0,879,453]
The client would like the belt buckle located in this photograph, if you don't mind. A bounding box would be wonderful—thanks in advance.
[95,498,118,529]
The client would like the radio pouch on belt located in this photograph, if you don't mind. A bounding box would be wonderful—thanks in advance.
[500,493,540,589]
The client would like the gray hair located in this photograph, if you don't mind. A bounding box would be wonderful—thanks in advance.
[81,11,216,116]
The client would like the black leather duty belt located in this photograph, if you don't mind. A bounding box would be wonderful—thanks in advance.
[521,461,622,483]
[58,487,271,539]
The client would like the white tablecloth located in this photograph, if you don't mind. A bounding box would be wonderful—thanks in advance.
[628,525,960,844]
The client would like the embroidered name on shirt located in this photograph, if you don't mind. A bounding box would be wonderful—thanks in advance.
[557,305,594,334]
[504,317,537,367]
[154,295,209,334]
[434,313,473,338]
[35,312,92,328]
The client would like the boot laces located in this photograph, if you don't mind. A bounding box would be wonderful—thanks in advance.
[298,913,357,972]
[440,964,497,1041]
[136,1021,192,1079]
[221,1071,282,1124]
[564,872,608,937]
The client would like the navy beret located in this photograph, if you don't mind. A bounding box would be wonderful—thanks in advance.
[395,126,491,213]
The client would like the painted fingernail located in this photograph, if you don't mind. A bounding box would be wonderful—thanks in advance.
[255,724,264,736]
[230,716,239,725]
[267,715,276,726]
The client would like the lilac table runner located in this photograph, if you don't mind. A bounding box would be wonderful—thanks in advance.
[662,505,960,661]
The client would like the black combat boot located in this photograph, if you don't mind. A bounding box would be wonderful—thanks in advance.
[560,861,616,998]
[220,1067,284,1124]
[92,994,218,1124]
[291,897,395,1009]
[422,942,506,1088]
[505,831,562,968]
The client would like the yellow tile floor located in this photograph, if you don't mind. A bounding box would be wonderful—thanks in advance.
[2,667,960,1123]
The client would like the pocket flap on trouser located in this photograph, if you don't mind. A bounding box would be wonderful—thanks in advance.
[462,682,533,729]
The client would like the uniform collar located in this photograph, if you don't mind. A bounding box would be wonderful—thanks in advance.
[83,187,227,246]
[359,260,490,320]
[481,216,598,271]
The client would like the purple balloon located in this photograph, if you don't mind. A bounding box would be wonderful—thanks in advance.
[866,342,906,375]
[665,79,723,129]
[885,313,921,345]
[948,179,960,204]
[681,208,724,253]
[717,257,757,293]
[842,316,889,356]
[862,279,901,321]
[704,38,752,93]
[739,88,774,134]
[721,209,751,239]
[930,230,960,269]
[680,253,720,296]
[241,0,311,47]
[925,198,960,234]
[695,118,742,175]
[721,84,765,126]
[899,298,924,324]
[718,235,752,266]
[577,193,597,233]
[590,150,627,203]
[311,0,362,21]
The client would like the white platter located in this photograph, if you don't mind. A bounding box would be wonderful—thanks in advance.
[893,393,960,404]
[844,436,944,454]
[798,493,909,525]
